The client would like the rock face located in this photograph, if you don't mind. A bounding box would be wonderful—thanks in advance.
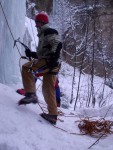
[26,0,53,19]
[62,0,113,78]
[34,0,53,14]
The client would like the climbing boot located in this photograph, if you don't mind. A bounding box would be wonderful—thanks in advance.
[40,113,57,125]
[18,92,38,105]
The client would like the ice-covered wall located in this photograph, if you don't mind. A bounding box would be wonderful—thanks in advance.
[0,0,26,84]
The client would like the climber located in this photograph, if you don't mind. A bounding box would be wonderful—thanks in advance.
[18,12,62,125]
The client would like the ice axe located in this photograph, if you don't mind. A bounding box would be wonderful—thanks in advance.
[14,37,31,61]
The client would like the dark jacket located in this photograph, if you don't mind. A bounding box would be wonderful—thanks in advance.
[36,24,62,63]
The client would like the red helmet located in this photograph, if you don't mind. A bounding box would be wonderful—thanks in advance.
[35,13,49,24]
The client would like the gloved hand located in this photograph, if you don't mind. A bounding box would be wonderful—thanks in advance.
[25,49,38,59]
[48,60,59,71]
[25,49,32,57]
[47,53,58,71]
[31,52,38,59]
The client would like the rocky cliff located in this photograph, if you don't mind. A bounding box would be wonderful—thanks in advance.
[26,0,53,19]
[62,0,113,78]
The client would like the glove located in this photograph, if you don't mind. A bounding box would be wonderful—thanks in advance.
[31,52,38,59]
[48,60,59,71]
[25,49,32,57]
[25,49,38,59]
[47,53,58,70]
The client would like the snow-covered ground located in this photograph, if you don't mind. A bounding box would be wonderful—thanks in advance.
[1,16,113,150]
[1,62,113,150]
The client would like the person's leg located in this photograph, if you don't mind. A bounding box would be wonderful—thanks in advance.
[18,59,47,105]
[42,74,57,115]
[22,59,47,93]
[55,86,61,107]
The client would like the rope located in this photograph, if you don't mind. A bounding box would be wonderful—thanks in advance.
[0,1,22,56]
[37,102,45,113]
[76,117,113,138]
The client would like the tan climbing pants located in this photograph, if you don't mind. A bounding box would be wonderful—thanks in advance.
[22,59,59,115]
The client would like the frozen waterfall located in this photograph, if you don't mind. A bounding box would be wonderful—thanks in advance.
[0,0,26,84]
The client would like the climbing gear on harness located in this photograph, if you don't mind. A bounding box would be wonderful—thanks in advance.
[32,64,61,77]
[28,59,61,78]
